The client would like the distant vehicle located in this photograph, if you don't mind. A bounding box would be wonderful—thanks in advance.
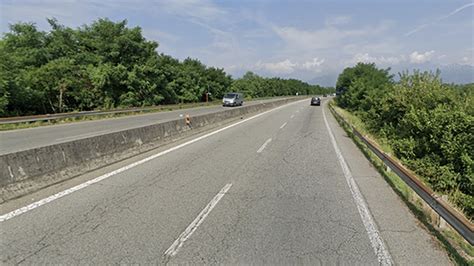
[223,92,243,107]
[310,97,321,106]
[323,94,327,97]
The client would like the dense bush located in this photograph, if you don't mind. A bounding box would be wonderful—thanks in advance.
[336,63,473,219]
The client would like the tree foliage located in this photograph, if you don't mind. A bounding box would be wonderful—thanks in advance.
[232,71,333,99]
[335,62,393,110]
[0,18,333,116]
[336,64,474,218]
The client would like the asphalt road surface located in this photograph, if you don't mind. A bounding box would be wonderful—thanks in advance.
[0,98,450,264]
[0,98,287,155]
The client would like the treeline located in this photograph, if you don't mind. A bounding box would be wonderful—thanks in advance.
[336,63,473,218]
[0,18,332,117]
[231,71,332,98]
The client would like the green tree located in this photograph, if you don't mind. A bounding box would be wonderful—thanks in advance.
[0,17,330,116]
[335,66,474,218]
[335,62,392,110]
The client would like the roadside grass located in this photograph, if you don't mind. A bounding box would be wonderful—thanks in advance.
[329,100,473,265]
[330,103,394,155]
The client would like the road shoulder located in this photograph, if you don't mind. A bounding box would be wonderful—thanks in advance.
[324,102,452,265]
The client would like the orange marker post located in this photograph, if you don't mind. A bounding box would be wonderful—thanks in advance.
[185,114,192,128]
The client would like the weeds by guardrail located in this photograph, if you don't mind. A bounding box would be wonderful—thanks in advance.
[329,103,474,246]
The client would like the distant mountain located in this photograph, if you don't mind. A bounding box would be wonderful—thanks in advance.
[308,64,473,87]
[437,64,474,84]
[390,63,473,84]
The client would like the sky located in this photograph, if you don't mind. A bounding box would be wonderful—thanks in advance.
[1,0,473,85]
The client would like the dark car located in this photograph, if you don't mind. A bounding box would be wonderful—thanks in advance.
[310,97,321,106]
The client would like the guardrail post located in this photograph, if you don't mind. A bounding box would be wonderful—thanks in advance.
[438,195,449,230]
[385,164,391,173]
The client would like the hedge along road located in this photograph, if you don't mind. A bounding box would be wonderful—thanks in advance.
[0,98,290,155]
[0,98,450,264]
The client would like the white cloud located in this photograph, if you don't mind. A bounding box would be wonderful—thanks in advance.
[273,26,354,50]
[342,39,403,55]
[254,57,325,74]
[409,50,435,64]
[405,2,474,36]
[346,50,450,67]
[461,56,474,66]
[142,29,179,43]
[325,16,351,26]
[272,21,392,50]
[2,1,468,84]
[0,0,98,33]
[159,0,226,22]
[347,53,405,66]
[255,59,297,74]
[301,57,325,71]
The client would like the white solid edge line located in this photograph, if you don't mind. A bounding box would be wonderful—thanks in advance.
[164,183,232,258]
[0,99,306,222]
[257,138,272,153]
[322,104,393,266]
[290,115,295,119]
[280,122,287,129]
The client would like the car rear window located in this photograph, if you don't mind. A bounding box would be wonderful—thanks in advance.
[224,94,236,98]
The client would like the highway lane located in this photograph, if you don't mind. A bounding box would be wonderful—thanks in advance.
[0,98,288,155]
[0,99,450,264]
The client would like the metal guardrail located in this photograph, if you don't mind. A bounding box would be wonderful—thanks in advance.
[0,96,304,125]
[0,105,202,125]
[329,104,474,246]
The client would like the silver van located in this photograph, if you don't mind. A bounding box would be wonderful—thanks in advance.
[222,92,244,107]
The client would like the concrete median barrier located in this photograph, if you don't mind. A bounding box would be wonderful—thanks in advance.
[0,98,301,202]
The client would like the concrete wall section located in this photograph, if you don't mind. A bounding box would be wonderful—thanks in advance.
[0,98,298,202]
